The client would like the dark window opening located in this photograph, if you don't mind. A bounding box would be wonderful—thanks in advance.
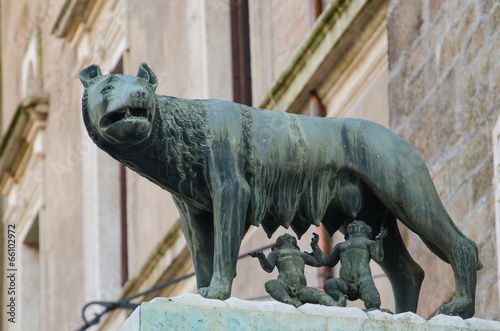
[230,0,252,106]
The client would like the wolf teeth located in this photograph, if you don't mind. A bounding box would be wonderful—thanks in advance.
[100,108,149,128]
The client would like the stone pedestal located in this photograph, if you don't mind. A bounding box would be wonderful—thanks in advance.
[119,294,500,330]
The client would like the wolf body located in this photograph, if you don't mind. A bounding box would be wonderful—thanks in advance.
[79,63,481,318]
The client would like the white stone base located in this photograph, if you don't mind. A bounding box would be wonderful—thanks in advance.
[119,294,500,330]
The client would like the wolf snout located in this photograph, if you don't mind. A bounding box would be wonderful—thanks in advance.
[129,87,150,101]
[128,86,152,108]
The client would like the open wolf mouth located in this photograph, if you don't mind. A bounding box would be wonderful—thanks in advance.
[99,107,150,129]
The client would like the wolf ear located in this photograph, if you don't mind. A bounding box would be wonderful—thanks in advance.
[137,62,158,92]
[79,64,103,88]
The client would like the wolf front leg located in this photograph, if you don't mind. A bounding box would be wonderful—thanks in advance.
[197,178,250,300]
[174,198,214,290]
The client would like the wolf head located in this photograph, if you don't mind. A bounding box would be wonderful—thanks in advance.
[79,62,158,148]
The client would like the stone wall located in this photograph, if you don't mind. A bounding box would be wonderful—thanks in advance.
[387,0,500,319]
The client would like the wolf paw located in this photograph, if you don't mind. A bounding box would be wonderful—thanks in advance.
[439,298,474,319]
[197,283,231,300]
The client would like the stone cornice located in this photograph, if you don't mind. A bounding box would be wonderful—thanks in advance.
[99,220,193,329]
[51,0,126,77]
[0,95,48,194]
[257,0,385,114]
[50,0,98,40]
[119,221,187,299]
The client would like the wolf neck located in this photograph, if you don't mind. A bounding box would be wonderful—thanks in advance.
[109,95,212,202]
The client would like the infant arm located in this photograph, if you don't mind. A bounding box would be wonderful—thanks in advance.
[326,244,341,268]
[370,227,388,263]
[302,251,322,267]
[310,232,329,266]
[250,250,277,272]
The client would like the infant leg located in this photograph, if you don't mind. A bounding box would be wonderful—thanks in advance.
[298,287,346,307]
[265,279,302,307]
[324,278,350,302]
[359,280,381,309]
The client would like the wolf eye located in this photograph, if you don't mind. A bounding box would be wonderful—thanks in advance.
[101,85,114,93]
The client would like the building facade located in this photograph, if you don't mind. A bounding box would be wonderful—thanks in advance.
[0,0,498,330]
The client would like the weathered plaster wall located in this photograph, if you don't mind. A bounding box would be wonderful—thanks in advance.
[387,0,500,320]
[249,0,309,106]
[1,0,35,134]
[0,0,89,330]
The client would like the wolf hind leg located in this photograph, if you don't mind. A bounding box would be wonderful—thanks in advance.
[394,200,479,318]
[378,217,425,314]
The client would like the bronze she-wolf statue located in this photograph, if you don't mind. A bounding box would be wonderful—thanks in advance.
[79,62,482,318]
